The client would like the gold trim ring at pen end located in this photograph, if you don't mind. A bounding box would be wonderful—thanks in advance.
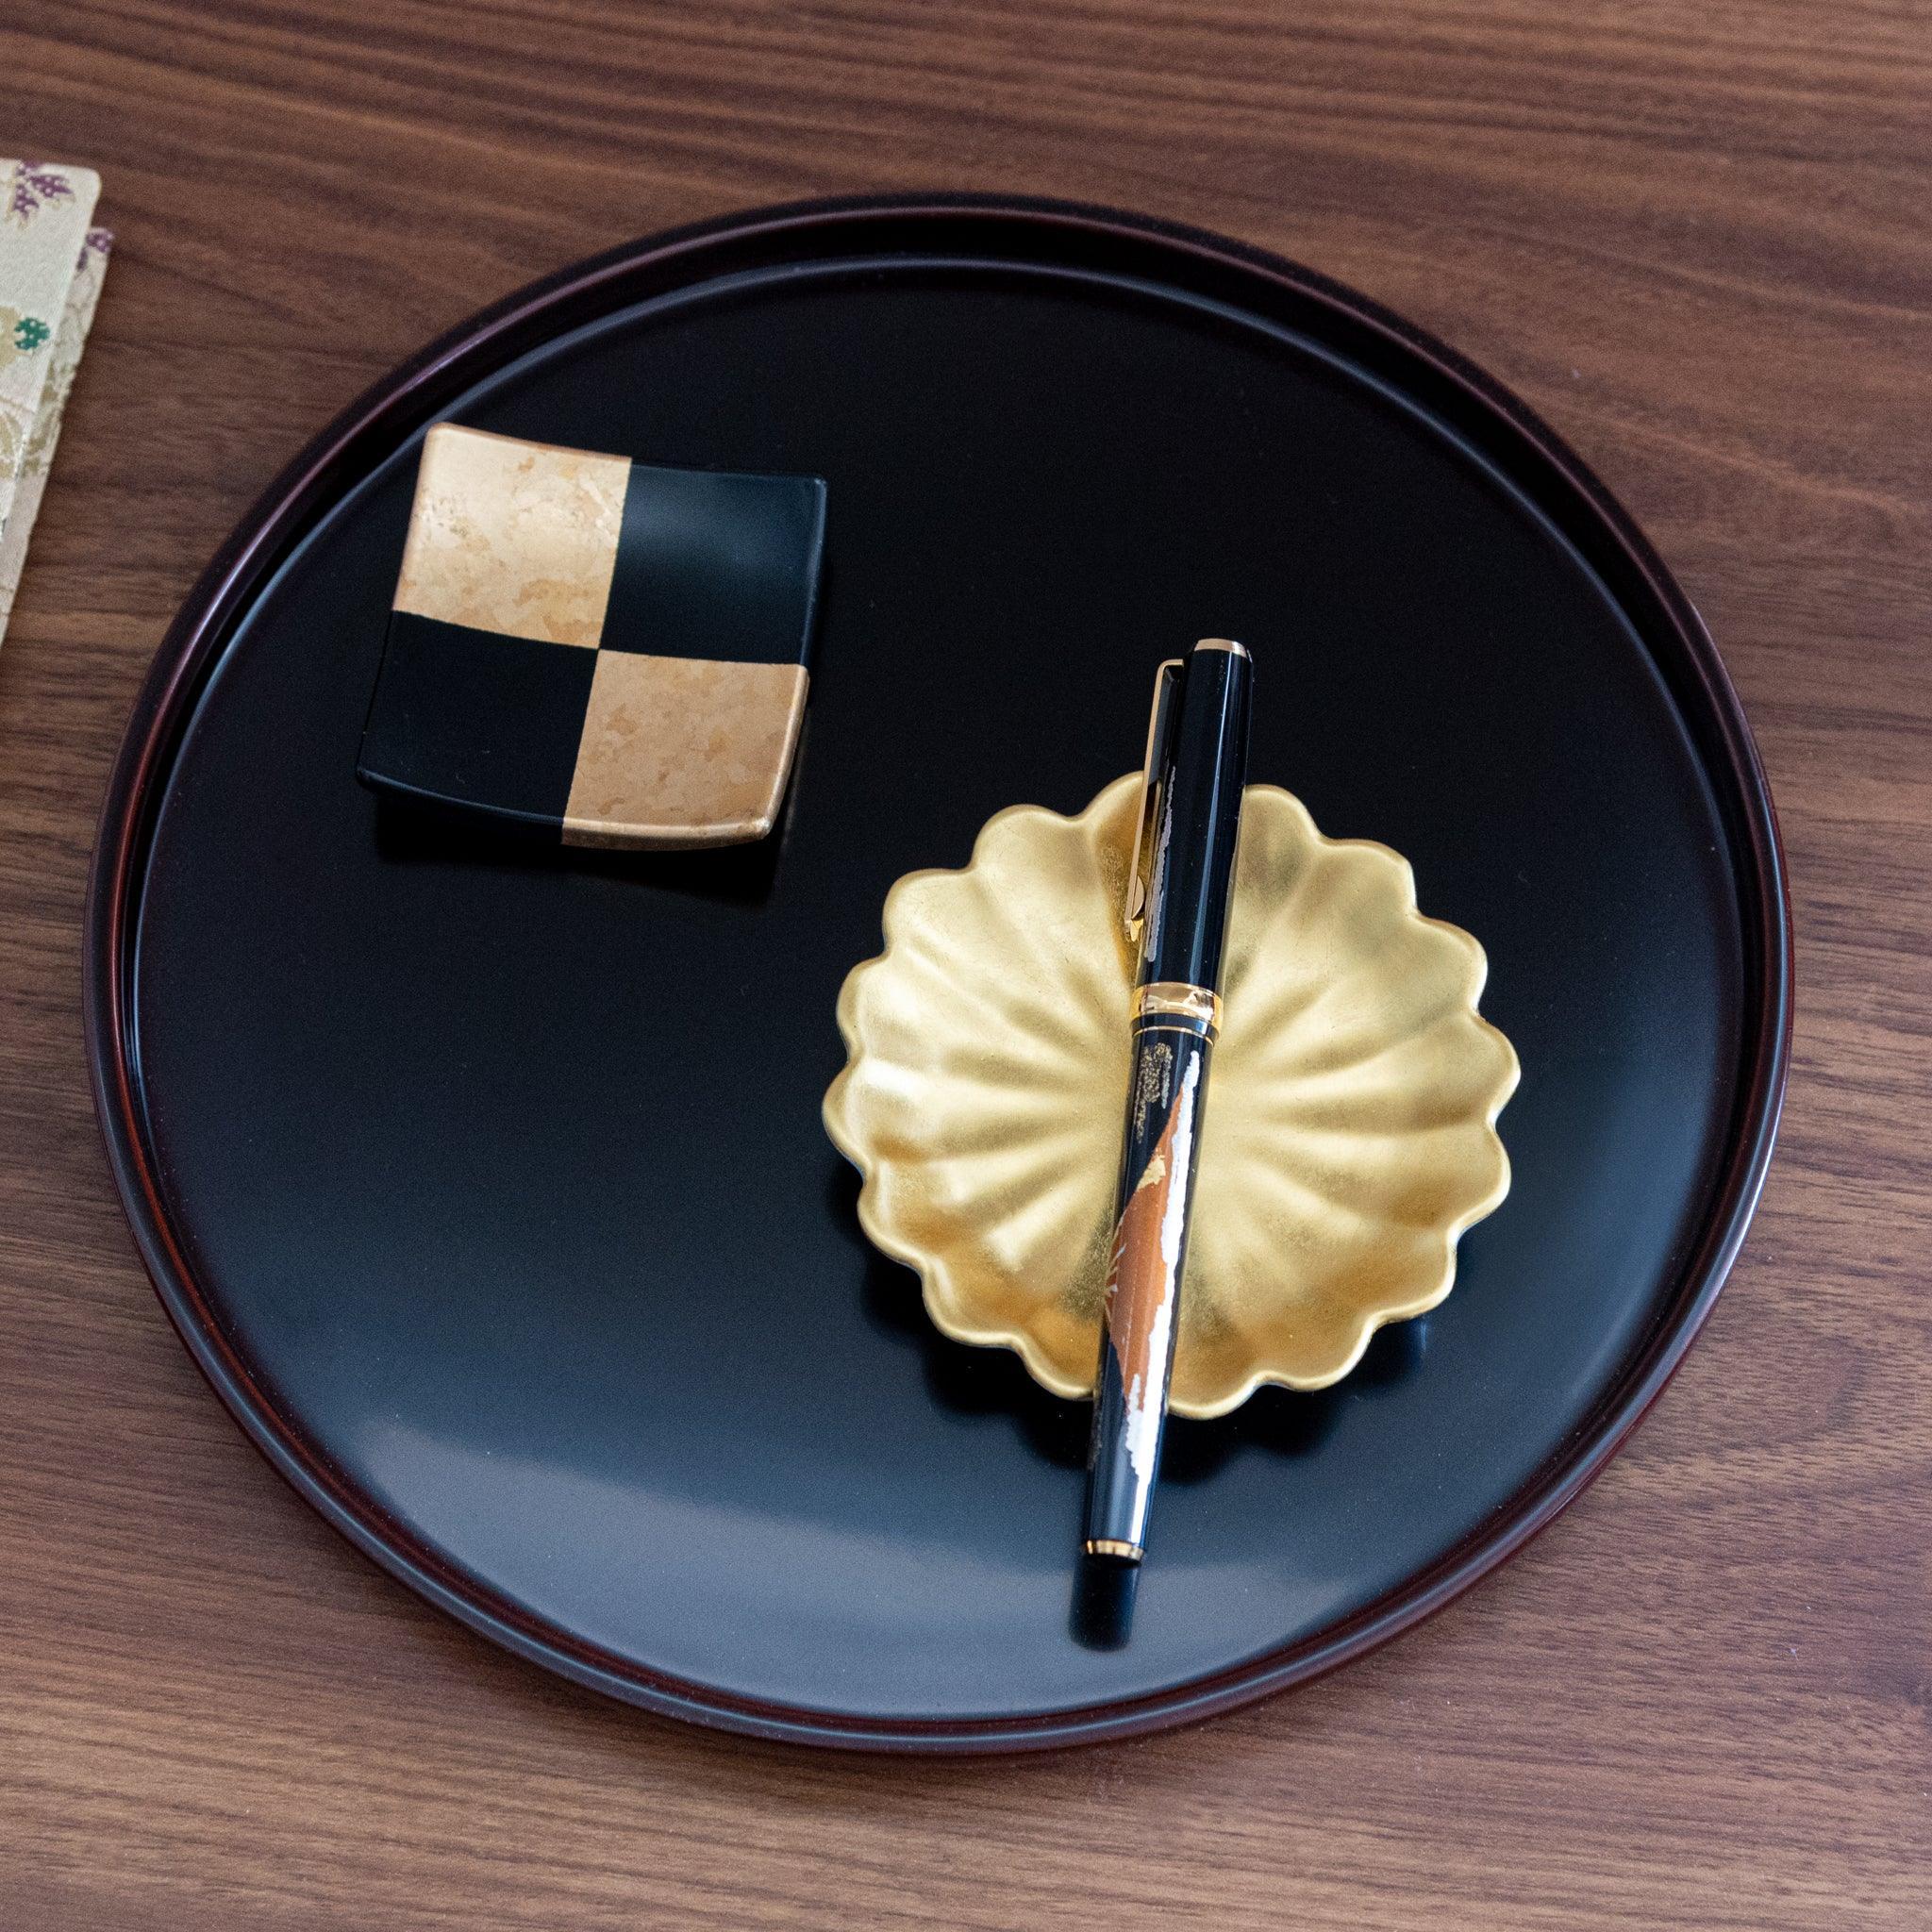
[1194,637,1248,658]
[1134,981,1223,1035]
[1084,1539,1144,1562]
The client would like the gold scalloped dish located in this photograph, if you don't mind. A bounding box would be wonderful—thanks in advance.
[823,774,1520,1418]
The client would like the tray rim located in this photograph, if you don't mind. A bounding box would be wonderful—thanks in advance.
[82,192,1793,1753]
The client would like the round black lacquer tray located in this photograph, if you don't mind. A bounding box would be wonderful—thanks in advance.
[87,196,1790,1751]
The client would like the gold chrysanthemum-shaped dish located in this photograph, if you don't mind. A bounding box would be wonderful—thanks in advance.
[823,775,1520,1418]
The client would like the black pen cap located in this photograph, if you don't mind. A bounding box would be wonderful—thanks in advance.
[1140,639,1253,991]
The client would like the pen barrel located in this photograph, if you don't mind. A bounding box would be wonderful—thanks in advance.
[1083,1009,1215,1559]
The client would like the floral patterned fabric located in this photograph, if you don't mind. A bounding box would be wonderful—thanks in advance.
[0,159,108,644]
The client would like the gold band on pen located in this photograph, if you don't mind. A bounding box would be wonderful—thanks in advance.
[1133,981,1222,1037]
[1084,1538,1143,1561]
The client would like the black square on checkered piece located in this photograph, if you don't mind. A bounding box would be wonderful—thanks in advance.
[602,465,825,664]
[358,616,597,827]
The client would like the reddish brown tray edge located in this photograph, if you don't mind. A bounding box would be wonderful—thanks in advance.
[82,193,1792,1753]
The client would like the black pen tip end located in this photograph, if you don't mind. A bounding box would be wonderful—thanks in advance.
[1071,1550,1141,1650]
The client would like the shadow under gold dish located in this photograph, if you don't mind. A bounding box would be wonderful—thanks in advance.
[824,775,1519,1420]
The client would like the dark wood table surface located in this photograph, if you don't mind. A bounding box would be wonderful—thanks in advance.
[4,3,1928,1925]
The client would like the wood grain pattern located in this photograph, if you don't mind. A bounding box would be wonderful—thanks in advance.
[2,1,1927,1924]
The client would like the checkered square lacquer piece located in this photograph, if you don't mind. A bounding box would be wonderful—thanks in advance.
[357,424,826,848]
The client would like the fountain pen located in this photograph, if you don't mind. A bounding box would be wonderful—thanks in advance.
[1082,638,1252,1566]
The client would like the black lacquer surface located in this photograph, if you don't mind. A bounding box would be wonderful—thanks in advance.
[604,464,825,666]
[91,200,1787,1750]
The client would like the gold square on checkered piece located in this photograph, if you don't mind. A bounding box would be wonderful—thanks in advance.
[391,423,628,648]
[563,652,809,849]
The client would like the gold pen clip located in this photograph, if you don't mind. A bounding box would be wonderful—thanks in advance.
[1124,658,1185,942]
